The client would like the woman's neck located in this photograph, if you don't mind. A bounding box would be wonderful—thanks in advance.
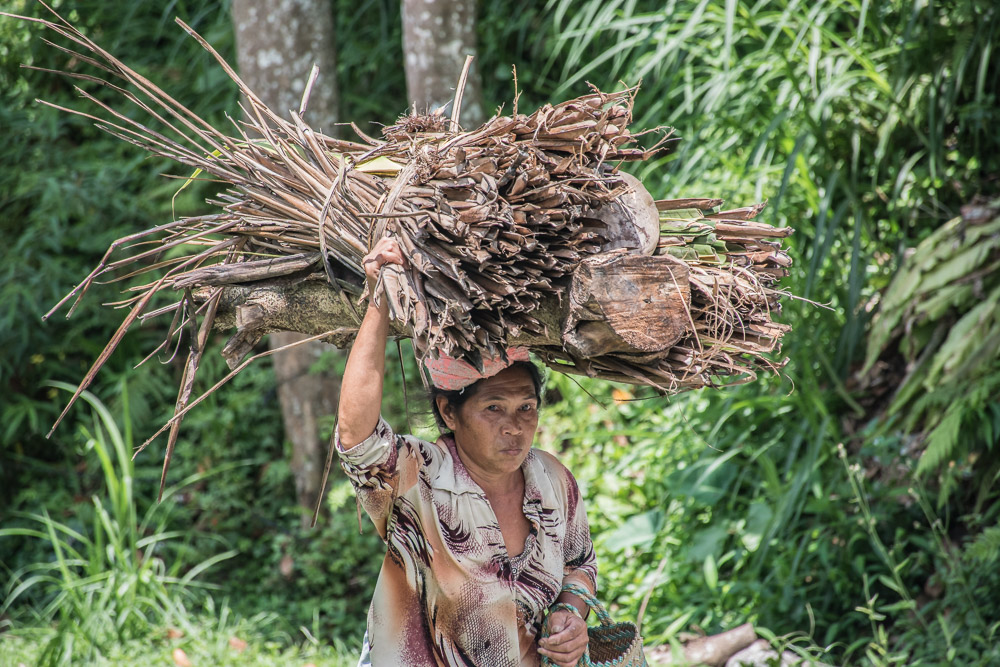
[450,435,524,497]
[469,466,524,499]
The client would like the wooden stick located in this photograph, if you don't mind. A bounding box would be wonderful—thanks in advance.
[451,55,475,132]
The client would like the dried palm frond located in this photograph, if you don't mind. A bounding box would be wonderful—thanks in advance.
[7,5,794,479]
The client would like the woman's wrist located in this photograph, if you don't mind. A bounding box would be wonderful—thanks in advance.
[555,590,589,621]
[552,603,582,619]
[364,290,391,323]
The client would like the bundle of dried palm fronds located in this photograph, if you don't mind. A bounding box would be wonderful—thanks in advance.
[10,7,793,459]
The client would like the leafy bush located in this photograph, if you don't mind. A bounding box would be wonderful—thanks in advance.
[535,1,1000,664]
[861,199,1000,503]
[0,0,239,449]
[1,1,394,650]
[0,383,235,665]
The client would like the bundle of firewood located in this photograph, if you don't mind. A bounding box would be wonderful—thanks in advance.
[10,8,793,452]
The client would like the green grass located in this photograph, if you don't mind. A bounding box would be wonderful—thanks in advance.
[0,382,366,666]
[0,601,359,667]
[0,383,238,665]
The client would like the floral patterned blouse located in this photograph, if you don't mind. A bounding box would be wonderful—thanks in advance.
[337,417,598,666]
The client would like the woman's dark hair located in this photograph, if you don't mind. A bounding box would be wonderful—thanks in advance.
[428,361,544,432]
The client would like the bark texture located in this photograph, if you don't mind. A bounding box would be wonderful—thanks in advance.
[232,0,340,519]
[563,253,690,360]
[232,0,339,130]
[401,0,484,126]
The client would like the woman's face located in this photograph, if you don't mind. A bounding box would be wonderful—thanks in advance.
[437,365,539,480]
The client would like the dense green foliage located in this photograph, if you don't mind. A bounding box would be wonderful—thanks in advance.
[0,0,383,658]
[536,0,1000,663]
[862,198,1000,502]
[0,384,235,663]
[2,0,998,665]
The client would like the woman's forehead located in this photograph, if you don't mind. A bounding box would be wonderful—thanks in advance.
[469,366,536,399]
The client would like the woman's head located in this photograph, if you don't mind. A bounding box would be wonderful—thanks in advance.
[429,360,543,430]
[430,361,544,479]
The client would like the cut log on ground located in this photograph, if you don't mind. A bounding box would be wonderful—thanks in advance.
[680,623,757,665]
[645,623,822,667]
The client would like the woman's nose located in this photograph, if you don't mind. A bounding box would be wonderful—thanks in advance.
[501,415,522,435]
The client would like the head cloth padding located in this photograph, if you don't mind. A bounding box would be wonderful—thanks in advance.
[424,347,530,391]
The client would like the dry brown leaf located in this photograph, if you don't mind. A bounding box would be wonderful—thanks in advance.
[13,7,795,461]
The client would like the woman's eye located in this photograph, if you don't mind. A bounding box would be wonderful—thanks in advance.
[520,403,536,412]
[487,405,500,412]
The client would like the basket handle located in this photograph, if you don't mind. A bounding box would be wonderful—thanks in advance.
[558,582,614,627]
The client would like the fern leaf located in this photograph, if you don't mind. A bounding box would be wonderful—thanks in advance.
[965,524,1000,565]
[916,405,963,475]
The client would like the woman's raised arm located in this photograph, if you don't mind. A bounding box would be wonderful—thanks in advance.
[337,237,405,448]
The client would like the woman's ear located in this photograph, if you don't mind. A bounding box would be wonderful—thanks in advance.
[435,395,458,431]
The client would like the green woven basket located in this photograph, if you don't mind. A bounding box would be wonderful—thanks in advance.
[540,583,647,667]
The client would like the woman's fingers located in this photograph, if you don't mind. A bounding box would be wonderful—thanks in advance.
[541,628,578,647]
[540,634,587,653]
[542,639,586,655]
[366,238,402,261]
[361,238,406,282]
[538,613,587,665]
[375,237,404,261]
[373,239,403,264]
[540,614,586,647]
[538,641,587,667]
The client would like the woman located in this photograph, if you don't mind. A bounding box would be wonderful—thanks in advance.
[337,237,597,666]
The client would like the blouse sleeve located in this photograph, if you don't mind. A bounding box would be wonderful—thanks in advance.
[336,417,403,540]
[561,470,598,594]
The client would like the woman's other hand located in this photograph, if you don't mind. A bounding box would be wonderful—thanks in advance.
[538,610,588,667]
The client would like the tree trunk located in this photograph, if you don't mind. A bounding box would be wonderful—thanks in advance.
[232,0,339,131]
[401,0,484,127]
[270,333,339,518]
[232,0,340,521]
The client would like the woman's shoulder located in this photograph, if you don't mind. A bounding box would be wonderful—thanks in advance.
[526,448,582,504]
[529,447,574,478]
